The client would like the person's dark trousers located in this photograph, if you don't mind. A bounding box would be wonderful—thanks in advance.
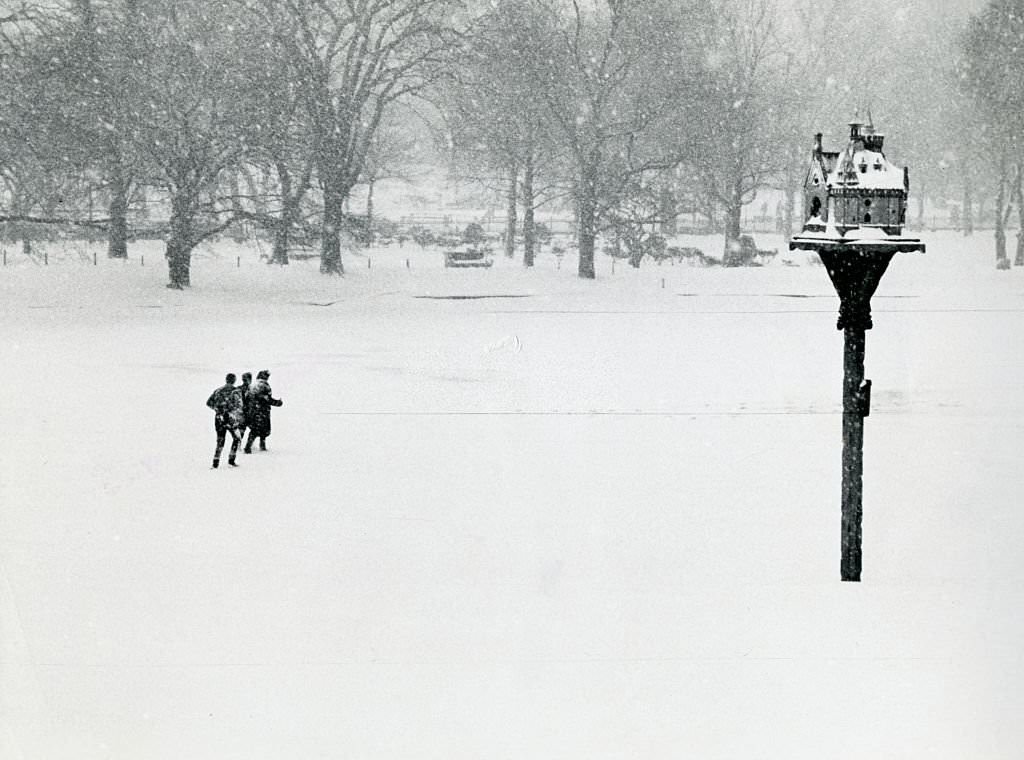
[213,421,241,468]
[243,429,266,454]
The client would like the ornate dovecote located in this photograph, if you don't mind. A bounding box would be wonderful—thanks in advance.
[801,120,910,238]
[787,118,925,584]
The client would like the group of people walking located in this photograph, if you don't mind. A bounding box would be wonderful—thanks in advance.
[206,370,284,469]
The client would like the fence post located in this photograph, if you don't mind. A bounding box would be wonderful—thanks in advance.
[237,256,240,268]
[141,255,144,267]
[93,251,97,266]
[406,258,410,269]
[44,252,48,265]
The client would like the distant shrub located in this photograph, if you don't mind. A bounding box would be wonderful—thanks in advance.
[409,225,437,248]
[462,222,486,244]
[667,245,718,266]
[373,218,399,242]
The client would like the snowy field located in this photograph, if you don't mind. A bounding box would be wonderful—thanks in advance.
[2,232,1023,758]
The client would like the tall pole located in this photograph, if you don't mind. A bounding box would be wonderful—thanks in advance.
[841,327,867,581]
[789,119,925,582]
[820,249,891,582]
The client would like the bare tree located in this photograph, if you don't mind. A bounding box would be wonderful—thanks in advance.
[0,2,92,253]
[530,0,709,278]
[250,0,464,275]
[231,30,318,267]
[959,0,1024,268]
[444,0,563,266]
[127,1,259,288]
[46,0,147,258]
[360,108,426,245]
[691,0,788,262]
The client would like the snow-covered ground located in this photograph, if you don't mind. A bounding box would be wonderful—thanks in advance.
[2,232,1023,758]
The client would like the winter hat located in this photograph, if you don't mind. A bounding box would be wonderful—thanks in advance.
[242,372,252,383]
[225,373,237,384]
[257,370,270,380]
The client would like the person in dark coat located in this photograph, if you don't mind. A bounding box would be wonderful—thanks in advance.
[238,372,253,438]
[244,369,283,453]
[206,372,244,468]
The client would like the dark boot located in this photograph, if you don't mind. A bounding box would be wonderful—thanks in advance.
[228,458,238,467]
[212,459,219,469]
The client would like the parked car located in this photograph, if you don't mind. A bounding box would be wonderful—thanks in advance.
[444,248,493,268]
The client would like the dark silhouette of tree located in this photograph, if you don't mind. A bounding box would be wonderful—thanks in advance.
[0,3,93,254]
[31,0,149,259]
[444,0,562,267]
[530,0,710,278]
[360,110,424,246]
[229,14,318,267]
[691,0,790,261]
[127,1,262,288]
[960,0,1024,268]
[250,0,464,275]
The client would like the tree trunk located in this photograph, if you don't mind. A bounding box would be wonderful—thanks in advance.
[995,149,1009,268]
[725,201,742,244]
[136,186,149,221]
[271,161,293,265]
[783,164,796,240]
[962,171,973,236]
[271,197,299,266]
[229,171,245,242]
[1015,163,1024,266]
[504,163,518,259]
[705,201,719,234]
[242,165,266,216]
[166,193,193,289]
[320,174,345,275]
[659,183,676,235]
[107,162,129,259]
[271,220,289,266]
[522,152,535,268]
[628,228,643,268]
[571,179,581,234]
[365,176,376,246]
[577,151,599,279]
[916,179,925,230]
[723,180,742,264]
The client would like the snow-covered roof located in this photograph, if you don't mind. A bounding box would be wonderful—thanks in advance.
[826,149,905,190]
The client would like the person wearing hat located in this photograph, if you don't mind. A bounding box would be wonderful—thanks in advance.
[244,369,283,453]
[238,372,253,439]
[206,372,244,468]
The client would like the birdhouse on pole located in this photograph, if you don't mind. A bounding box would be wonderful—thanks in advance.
[789,117,924,582]
[794,117,922,257]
